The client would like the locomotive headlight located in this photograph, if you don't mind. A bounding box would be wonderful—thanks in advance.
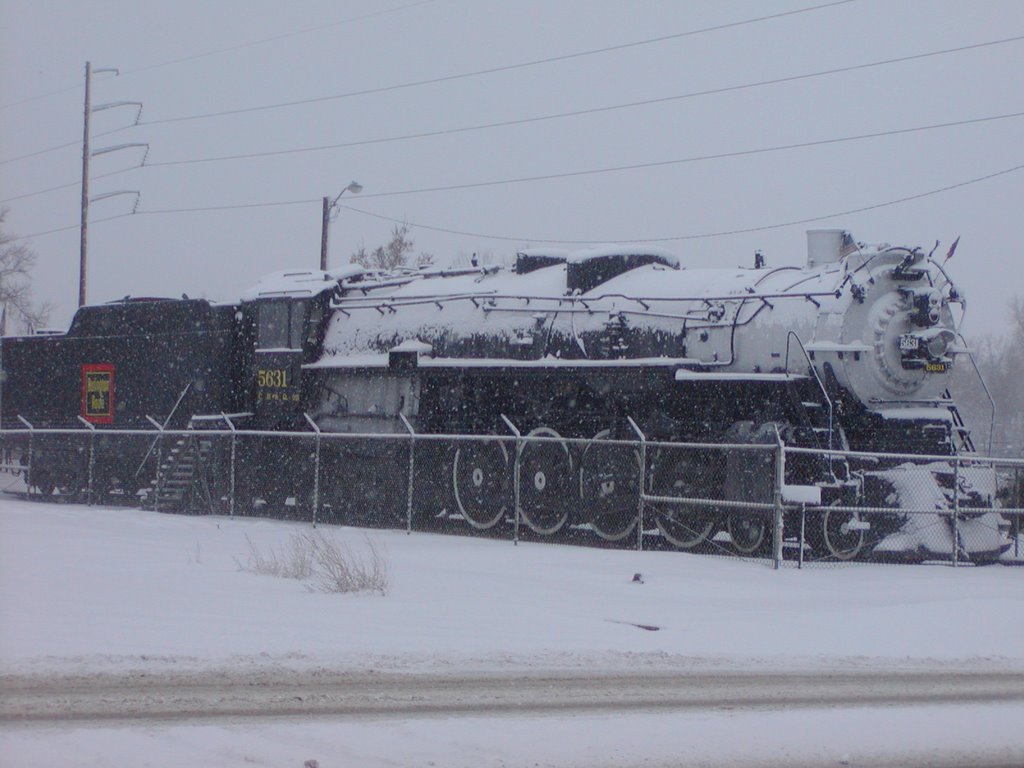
[926,333,949,359]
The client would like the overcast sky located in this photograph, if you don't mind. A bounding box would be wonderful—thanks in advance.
[1,0,1021,335]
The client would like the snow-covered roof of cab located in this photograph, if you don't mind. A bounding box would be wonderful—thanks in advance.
[240,269,338,301]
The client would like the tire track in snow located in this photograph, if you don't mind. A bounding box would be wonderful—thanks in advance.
[2,669,1023,725]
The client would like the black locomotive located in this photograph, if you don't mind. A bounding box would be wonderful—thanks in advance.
[0,230,1010,561]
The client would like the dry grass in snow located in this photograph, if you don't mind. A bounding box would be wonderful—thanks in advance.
[237,532,388,595]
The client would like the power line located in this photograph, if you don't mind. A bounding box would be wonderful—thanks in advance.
[10,103,1021,208]
[0,0,855,167]
[8,110,1021,214]
[118,0,436,77]
[346,111,1024,199]
[14,162,1023,244]
[0,124,142,167]
[335,162,1024,244]
[139,0,859,128]
[0,168,133,205]
[0,0,438,112]
[143,36,1024,169]
[0,138,81,166]
[137,198,318,215]
[94,111,1024,212]
[9,212,135,241]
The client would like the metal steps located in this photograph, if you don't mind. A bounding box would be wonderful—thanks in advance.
[151,434,214,513]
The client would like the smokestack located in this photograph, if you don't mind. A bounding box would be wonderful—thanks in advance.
[806,229,848,269]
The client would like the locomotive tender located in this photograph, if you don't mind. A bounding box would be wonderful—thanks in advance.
[0,229,1008,561]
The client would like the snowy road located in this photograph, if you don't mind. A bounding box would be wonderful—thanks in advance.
[3,501,1023,766]
[4,667,1023,724]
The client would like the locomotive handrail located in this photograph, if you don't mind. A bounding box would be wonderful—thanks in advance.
[136,382,193,479]
[479,304,726,324]
[137,415,165,480]
[335,289,839,310]
[784,331,835,455]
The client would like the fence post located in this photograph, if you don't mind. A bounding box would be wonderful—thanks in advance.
[17,416,34,497]
[399,413,415,535]
[1011,462,1019,561]
[501,414,521,546]
[221,414,237,518]
[303,413,322,528]
[627,417,646,553]
[772,428,786,570]
[952,458,960,568]
[76,416,96,506]
[798,504,806,570]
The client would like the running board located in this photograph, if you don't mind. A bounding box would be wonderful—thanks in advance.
[674,371,807,382]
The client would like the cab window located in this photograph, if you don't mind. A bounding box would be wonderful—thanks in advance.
[256,300,308,350]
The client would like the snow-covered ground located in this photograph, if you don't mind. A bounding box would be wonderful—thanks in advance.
[2,498,1023,767]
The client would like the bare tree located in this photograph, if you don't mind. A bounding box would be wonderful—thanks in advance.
[351,223,415,271]
[954,294,1024,456]
[1010,295,1024,346]
[0,208,50,333]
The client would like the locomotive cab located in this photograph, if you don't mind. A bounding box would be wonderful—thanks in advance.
[240,270,334,427]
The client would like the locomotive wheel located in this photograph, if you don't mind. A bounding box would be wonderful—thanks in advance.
[579,430,638,542]
[727,513,768,555]
[518,427,573,536]
[452,439,509,530]
[817,508,865,561]
[649,450,717,550]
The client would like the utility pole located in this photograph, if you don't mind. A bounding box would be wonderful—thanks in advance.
[79,63,144,307]
[79,61,93,308]
[320,196,331,272]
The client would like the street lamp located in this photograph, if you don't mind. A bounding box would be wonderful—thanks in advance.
[320,181,363,271]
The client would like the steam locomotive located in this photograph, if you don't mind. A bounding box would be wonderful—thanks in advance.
[0,229,1009,561]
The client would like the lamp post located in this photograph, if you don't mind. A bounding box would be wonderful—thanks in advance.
[320,181,363,271]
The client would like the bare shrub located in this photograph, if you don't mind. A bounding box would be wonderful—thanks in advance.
[308,533,389,595]
[236,532,387,595]
[236,534,315,580]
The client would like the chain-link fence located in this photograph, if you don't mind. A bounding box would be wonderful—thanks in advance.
[1,423,1021,568]
[783,445,1023,567]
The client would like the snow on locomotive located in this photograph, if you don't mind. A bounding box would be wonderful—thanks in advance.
[0,229,1007,561]
[299,228,1004,560]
